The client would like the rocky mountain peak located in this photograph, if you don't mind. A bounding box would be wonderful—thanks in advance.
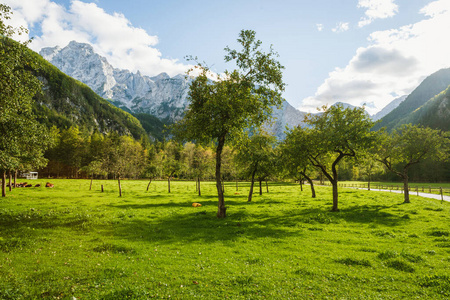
[39,40,307,138]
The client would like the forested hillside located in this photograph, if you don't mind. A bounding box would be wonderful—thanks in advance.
[373,68,450,131]
[401,84,450,131]
[28,50,148,139]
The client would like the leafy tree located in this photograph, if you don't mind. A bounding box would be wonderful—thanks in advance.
[375,124,449,203]
[280,127,317,198]
[0,4,51,196]
[182,142,214,196]
[142,144,160,192]
[81,160,105,191]
[161,141,182,193]
[305,104,377,211]
[173,30,285,218]
[235,131,277,202]
[357,155,383,190]
[102,133,144,196]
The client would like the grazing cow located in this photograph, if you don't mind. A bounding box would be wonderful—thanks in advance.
[35,184,41,187]
[25,184,32,187]
[45,182,54,188]
[192,203,202,207]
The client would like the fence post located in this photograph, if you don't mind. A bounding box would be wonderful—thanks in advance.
[441,187,443,202]
[429,186,431,193]
[416,186,419,196]
[101,184,104,192]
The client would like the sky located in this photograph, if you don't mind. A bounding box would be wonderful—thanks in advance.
[4,0,450,114]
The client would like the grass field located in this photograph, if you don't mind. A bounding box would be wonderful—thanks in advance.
[1,179,450,299]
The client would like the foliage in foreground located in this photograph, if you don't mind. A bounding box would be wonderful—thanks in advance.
[0,179,449,299]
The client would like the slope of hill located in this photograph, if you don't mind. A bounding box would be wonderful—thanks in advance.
[28,50,148,139]
[40,41,191,121]
[373,68,450,131]
[402,84,450,131]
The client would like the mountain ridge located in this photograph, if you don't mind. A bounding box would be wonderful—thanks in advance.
[40,40,307,139]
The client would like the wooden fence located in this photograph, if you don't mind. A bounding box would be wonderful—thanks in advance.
[318,182,449,200]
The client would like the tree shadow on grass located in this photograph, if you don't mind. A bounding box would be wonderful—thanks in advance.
[111,208,301,245]
[329,204,410,227]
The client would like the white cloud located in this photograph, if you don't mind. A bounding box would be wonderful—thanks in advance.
[332,22,349,33]
[300,0,450,114]
[358,0,398,27]
[316,23,324,32]
[3,0,190,77]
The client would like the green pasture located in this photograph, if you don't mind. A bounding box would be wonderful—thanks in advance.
[1,179,449,299]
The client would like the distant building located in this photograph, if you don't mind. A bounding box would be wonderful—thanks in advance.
[23,172,38,180]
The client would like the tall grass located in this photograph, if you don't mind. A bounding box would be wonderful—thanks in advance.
[0,179,449,299]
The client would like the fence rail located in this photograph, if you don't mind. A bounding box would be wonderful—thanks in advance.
[317,182,449,200]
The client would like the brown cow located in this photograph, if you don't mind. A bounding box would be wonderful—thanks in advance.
[45,182,54,188]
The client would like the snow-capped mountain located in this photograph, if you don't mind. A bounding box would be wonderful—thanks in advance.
[40,41,191,120]
[40,41,306,138]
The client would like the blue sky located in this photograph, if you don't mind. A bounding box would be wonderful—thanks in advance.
[5,0,450,114]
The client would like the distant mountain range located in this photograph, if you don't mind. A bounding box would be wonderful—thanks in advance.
[38,41,449,139]
[372,95,407,121]
[28,49,148,139]
[40,41,307,139]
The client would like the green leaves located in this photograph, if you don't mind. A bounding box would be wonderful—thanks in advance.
[173,29,285,146]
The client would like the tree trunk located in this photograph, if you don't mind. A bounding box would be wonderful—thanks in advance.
[8,170,12,192]
[403,175,410,203]
[216,135,226,218]
[266,180,269,193]
[368,172,371,191]
[146,179,152,192]
[299,178,303,191]
[236,180,238,191]
[198,177,201,196]
[302,173,316,198]
[1,171,6,197]
[14,170,17,189]
[118,176,122,197]
[259,179,262,195]
[248,168,257,202]
[331,180,339,211]
[90,174,93,191]
[168,176,171,193]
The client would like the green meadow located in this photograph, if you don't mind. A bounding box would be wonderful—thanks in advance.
[1,179,449,299]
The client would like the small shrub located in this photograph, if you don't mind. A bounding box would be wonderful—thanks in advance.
[385,259,415,273]
[335,258,372,267]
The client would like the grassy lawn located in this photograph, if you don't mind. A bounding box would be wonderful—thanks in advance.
[1,179,450,299]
